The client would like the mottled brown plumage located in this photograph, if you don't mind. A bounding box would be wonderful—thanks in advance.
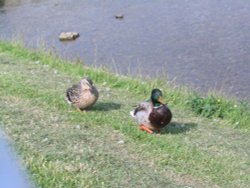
[65,77,99,111]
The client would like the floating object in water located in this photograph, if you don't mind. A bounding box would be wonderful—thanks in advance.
[59,32,80,41]
[115,14,124,20]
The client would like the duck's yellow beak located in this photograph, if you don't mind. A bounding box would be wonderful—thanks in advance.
[158,96,165,104]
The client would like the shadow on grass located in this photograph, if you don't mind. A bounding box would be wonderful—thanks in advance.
[160,122,197,134]
[91,102,121,111]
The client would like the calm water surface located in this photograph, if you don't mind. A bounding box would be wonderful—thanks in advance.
[0,0,249,102]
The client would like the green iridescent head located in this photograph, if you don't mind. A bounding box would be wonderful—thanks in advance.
[151,88,165,107]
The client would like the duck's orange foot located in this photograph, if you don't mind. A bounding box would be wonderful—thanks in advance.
[139,124,154,134]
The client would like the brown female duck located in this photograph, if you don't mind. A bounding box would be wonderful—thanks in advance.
[130,88,172,133]
[65,77,99,111]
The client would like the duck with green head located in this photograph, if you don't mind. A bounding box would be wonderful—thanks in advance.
[130,88,172,133]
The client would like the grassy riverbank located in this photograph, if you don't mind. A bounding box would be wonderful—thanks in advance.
[0,40,250,188]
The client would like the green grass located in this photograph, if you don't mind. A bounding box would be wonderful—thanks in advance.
[0,40,250,188]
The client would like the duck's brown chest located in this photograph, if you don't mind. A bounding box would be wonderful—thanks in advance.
[149,105,172,129]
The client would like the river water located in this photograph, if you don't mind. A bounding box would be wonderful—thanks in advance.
[0,0,249,102]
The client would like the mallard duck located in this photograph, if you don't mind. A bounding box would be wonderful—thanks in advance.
[65,77,99,111]
[130,88,172,134]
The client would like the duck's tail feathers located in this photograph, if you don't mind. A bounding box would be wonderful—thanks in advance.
[65,92,72,104]
[130,110,135,118]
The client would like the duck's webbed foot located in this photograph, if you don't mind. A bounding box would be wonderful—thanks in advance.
[76,108,86,113]
[139,124,154,134]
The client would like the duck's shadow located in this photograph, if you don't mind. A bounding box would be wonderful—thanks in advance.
[91,102,121,111]
[160,122,197,134]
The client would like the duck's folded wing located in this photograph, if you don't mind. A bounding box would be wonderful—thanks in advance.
[66,84,82,103]
[133,101,151,115]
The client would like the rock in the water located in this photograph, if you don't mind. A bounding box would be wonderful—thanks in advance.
[115,14,124,19]
[59,32,80,41]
